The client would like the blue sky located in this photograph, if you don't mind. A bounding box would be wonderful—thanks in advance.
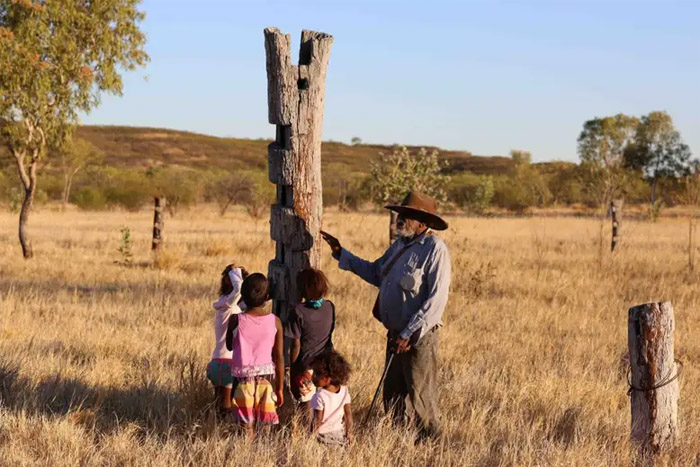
[81,0,700,162]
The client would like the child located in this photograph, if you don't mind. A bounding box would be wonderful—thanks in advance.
[206,264,247,414]
[285,268,335,410]
[309,350,353,446]
[225,273,284,436]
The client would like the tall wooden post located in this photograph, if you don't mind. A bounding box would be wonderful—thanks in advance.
[628,301,680,454]
[152,196,165,251]
[264,28,333,321]
[611,199,622,252]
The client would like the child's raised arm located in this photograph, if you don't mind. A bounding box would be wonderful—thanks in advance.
[273,316,285,407]
[223,268,245,306]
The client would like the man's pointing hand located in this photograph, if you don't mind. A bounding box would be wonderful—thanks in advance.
[320,230,342,259]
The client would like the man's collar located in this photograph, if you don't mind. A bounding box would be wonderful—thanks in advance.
[401,228,431,246]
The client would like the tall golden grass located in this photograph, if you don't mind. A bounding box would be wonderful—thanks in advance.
[1,206,698,466]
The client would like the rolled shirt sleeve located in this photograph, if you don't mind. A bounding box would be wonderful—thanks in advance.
[399,241,451,340]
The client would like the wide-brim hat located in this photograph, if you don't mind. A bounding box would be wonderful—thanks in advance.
[385,191,448,231]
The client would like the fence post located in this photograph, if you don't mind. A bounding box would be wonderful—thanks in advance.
[152,196,165,251]
[611,199,622,252]
[389,210,398,244]
[628,301,680,454]
[264,28,333,323]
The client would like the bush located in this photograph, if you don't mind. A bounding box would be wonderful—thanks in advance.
[72,187,107,210]
[102,169,150,211]
[39,174,65,201]
[492,151,552,212]
[449,173,494,214]
[150,166,204,216]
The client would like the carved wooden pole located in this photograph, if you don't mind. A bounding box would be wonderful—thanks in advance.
[611,199,622,252]
[264,28,333,321]
[628,301,680,454]
[152,196,165,251]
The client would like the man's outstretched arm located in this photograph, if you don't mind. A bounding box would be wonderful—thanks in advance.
[321,230,392,287]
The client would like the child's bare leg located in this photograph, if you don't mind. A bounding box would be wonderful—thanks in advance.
[220,387,232,410]
[242,423,255,439]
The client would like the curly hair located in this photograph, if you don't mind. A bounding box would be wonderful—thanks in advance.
[311,350,351,386]
[296,268,329,301]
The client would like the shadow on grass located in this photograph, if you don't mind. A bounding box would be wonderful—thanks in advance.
[0,358,215,438]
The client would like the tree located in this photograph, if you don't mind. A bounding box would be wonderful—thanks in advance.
[351,136,362,145]
[55,137,102,209]
[368,146,450,241]
[207,172,255,216]
[0,0,148,258]
[150,166,203,216]
[624,111,693,207]
[577,114,640,210]
[578,114,640,257]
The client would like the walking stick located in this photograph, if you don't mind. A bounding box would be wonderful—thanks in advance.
[364,352,395,425]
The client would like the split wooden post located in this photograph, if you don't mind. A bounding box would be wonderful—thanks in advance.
[152,196,165,251]
[628,301,680,454]
[264,28,333,322]
[611,199,622,252]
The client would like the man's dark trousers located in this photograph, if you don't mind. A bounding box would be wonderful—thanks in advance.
[382,327,440,439]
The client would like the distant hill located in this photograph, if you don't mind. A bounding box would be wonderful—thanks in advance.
[74,125,516,176]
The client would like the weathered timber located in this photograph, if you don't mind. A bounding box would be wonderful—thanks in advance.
[611,199,622,252]
[628,301,679,454]
[264,27,333,320]
[152,196,165,251]
[389,210,398,244]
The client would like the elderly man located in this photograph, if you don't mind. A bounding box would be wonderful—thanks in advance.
[321,191,451,441]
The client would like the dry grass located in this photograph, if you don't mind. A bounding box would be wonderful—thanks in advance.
[1,206,699,466]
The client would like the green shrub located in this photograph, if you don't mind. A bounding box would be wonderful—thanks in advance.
[72,187,107,210]
[449,173,494,214]
[103,169,150,211]
[39,174,65,201]
[149,166,204,215]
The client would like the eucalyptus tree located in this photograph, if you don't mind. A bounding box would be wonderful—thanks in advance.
[625,111,693,207]
[0,0,148,258]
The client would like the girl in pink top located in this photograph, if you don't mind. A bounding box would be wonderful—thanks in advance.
[310,350,354,446]
[206,264,247,414]
[226,273,284,437]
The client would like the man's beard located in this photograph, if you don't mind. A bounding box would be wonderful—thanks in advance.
[395,225,413,239]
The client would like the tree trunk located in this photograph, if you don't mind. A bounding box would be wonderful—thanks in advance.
[651,178,658,206]
[265,28,333,323]
[18,162,37,259]
[62,172,70,209]
[389,210,398,244]
[152,196,165,251]
[628,301,680,455]
[62,167,80,209]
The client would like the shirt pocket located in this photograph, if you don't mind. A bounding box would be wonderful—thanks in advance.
[399,266,423,296]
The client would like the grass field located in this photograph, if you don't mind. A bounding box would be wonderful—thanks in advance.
[1,206,699,466]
